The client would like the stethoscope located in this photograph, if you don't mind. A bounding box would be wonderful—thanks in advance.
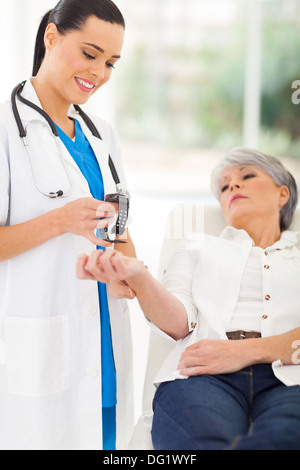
[11,80,129,242]
[11,80,123,198]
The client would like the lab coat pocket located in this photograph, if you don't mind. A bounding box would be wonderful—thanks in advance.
[5,315,70,397]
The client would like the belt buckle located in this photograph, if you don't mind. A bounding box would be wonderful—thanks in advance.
[238,330,246,340]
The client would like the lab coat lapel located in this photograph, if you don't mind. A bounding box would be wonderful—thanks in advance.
[15,81,82,177]
[16,80,45,122]
[18,80,116,196]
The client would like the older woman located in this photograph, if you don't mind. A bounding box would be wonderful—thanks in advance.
[77,147,300,450]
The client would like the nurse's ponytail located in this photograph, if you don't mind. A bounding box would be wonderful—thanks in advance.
[32,0,125,76]
[32,10,53,77]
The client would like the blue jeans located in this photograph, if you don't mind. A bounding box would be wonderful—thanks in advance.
[152,365,300,450]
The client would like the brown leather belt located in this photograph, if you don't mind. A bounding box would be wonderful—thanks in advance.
[226,330,261,340]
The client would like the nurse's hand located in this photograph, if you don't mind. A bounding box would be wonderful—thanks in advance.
[76,249,145,285]
[76,252,135,298]
[56,197,117,247]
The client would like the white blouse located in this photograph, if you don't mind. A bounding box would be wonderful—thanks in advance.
[227,246,264,333]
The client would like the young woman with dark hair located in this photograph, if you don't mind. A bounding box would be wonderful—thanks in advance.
[0,0,136,450]
[32,0,125,77]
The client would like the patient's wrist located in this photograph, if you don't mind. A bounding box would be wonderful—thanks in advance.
[127,266,150,291]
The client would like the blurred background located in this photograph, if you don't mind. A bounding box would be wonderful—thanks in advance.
[2,0,300,424]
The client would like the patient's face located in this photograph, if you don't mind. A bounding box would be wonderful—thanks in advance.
[219,166,287,228]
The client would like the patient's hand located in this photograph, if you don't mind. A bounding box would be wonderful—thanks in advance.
[76,249,145,285]
[177,339,253,376]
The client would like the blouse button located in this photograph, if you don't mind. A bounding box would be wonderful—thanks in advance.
[262,314,268,320]
[264,265,270,269]
[265,294,271,301]
[264,251,268,256]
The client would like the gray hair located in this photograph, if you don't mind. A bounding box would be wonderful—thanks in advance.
[211,147,298,231]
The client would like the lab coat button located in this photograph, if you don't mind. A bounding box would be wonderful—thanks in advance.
[81,185,90,193]
[88,369,99,378]
[88,306,97,316]
[262,314,268,320]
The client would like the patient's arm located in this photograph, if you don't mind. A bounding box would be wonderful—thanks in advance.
[77,249,189,340]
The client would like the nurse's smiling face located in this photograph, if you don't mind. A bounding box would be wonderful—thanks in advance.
[38,15,124,107]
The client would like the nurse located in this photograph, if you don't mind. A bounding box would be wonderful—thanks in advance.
[0,0,135,450]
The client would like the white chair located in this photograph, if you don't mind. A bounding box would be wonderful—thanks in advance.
[128,203,300,450]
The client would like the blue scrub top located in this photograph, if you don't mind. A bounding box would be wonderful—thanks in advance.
[55,118,117,449]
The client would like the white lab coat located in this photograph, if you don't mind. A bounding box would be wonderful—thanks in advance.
[0,80,134,450]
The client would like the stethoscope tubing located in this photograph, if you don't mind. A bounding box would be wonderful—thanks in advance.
[11,81,122,197]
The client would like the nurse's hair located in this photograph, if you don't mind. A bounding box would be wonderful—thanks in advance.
[210,147,298,231]
[32,0,125,76]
